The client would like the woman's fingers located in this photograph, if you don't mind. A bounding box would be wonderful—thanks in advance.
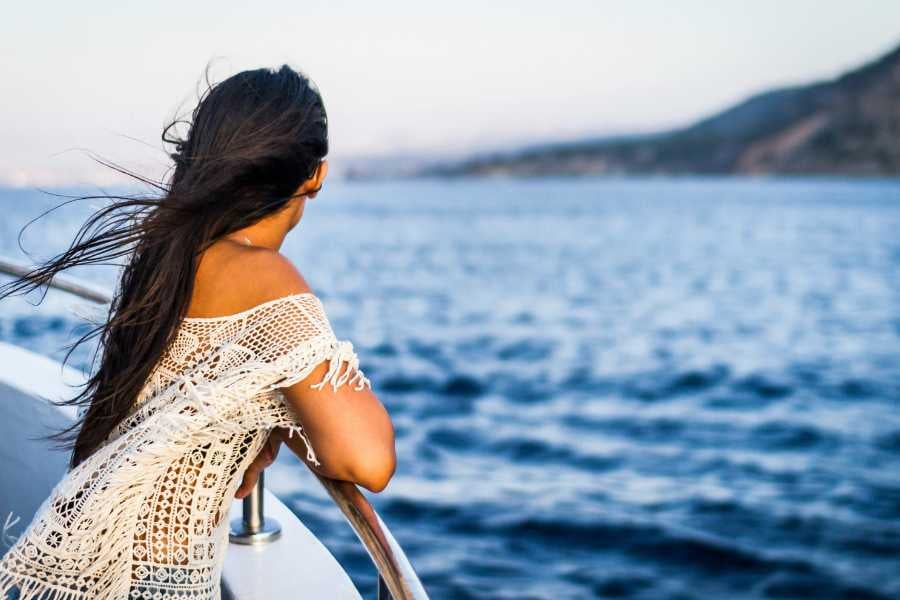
[235,462,262,498]
[235,430,284,498]
[268,431,283,461]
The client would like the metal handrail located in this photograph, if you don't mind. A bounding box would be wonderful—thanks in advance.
[0,257,110,304]
[0,256,428,600]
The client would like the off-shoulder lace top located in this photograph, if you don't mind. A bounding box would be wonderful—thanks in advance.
[0,292,370,600]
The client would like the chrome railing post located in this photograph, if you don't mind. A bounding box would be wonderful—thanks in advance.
[229,472,282,545]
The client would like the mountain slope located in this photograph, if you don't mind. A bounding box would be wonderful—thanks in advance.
[419,43,900,177]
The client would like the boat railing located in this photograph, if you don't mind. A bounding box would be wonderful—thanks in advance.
[0,255,428,600]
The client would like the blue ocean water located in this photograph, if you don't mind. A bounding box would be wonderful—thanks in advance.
[1,177,899,599]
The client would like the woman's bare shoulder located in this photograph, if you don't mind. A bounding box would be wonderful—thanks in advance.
[187,242,313,319]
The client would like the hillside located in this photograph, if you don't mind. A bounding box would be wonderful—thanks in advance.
[416,43,900,177]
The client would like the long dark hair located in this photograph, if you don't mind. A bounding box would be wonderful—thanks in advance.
[0,62,328,469]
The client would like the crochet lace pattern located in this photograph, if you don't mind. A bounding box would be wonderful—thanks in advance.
[0,292,371,599]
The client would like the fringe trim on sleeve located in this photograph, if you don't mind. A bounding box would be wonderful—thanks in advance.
[308,339,371,393]
[279,423,321,466]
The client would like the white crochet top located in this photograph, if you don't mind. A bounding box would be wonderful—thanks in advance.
[0,292,370,600]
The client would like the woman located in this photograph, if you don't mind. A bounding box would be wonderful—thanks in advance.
[0,64,396,599]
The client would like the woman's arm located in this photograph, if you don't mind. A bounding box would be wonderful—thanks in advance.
[280,360,396,492]
[235,379,396,496]
[235,367,396,496]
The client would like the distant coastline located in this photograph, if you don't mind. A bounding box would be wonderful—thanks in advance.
[347,42,900,180]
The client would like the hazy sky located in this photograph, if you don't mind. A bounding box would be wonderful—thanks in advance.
[1,1,898,186]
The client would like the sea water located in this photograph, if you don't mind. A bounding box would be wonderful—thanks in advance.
[1,177,898,599]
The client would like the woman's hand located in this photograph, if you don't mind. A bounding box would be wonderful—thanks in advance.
[235,428,283,499]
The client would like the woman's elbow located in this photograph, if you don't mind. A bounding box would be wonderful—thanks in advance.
[348,443,397,493]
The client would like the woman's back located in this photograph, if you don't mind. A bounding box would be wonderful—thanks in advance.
[187,238,308,320]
